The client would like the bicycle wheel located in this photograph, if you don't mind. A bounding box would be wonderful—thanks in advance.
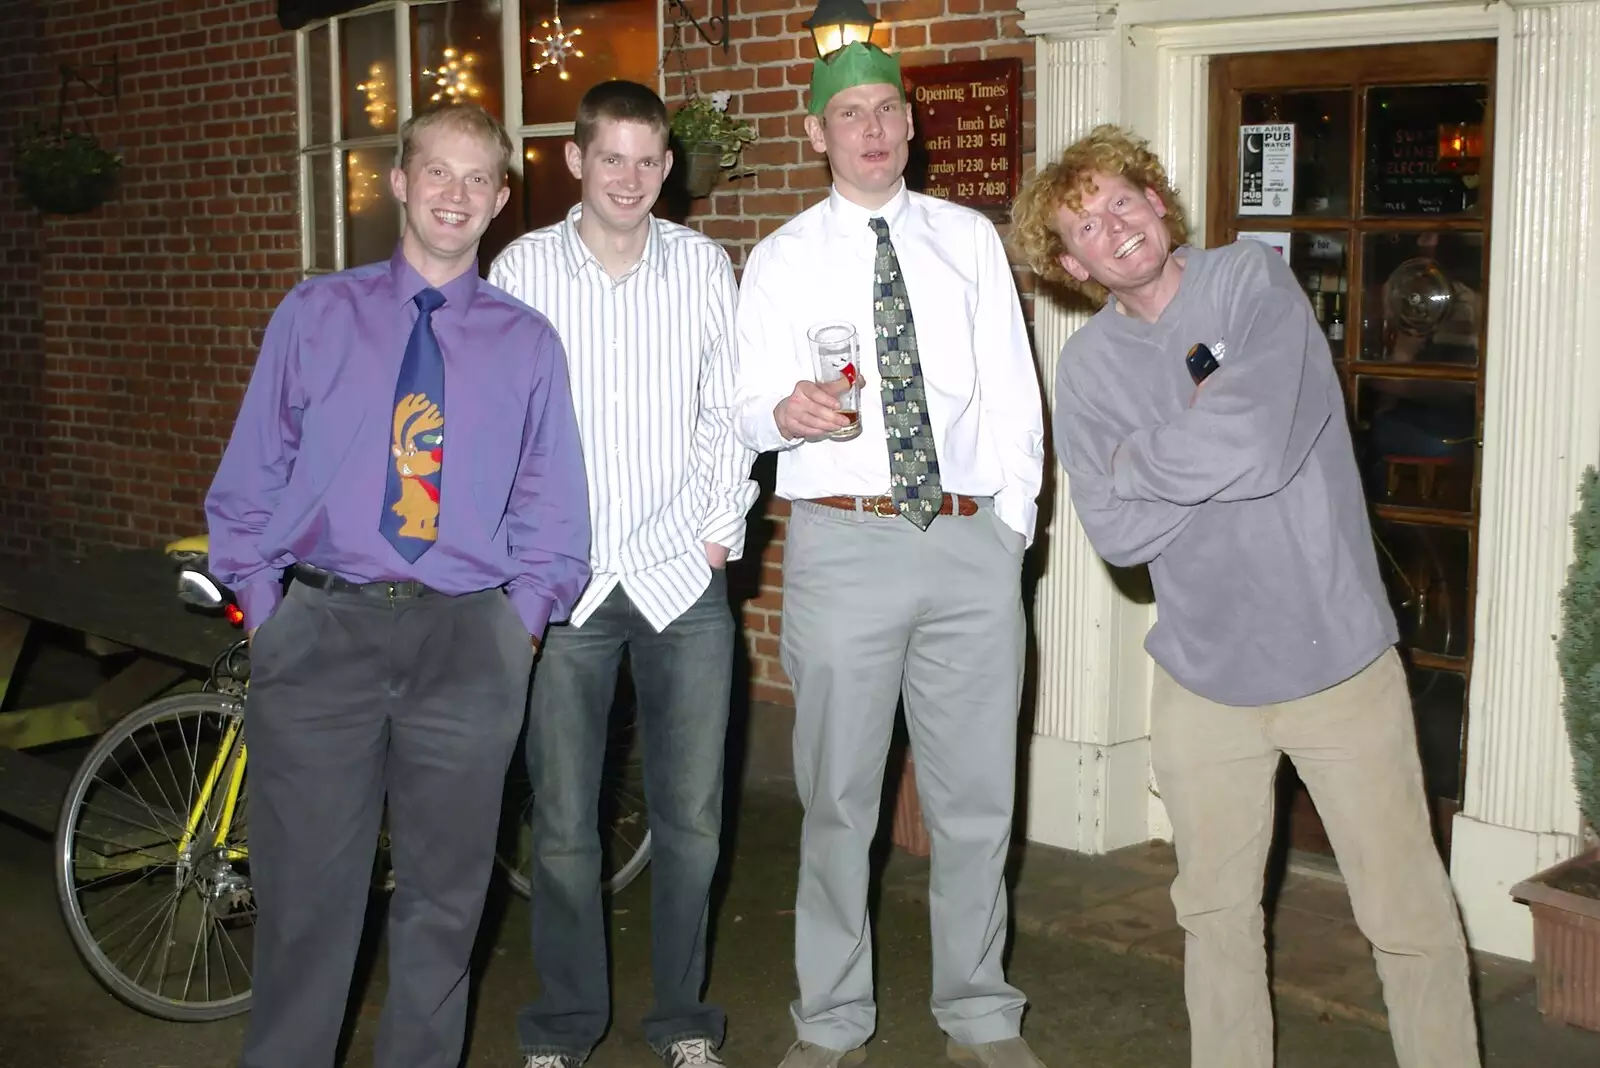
[55,692,255,1021]
[497,712,653,898]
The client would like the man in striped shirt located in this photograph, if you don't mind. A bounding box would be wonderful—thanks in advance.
[488,81,758,1068]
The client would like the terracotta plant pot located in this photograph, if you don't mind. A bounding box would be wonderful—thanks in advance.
[680,144,724,199]
[1511,847,1600,1032]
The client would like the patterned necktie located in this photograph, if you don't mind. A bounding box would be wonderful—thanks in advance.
[869,216,941,530]
[380,287,447,562]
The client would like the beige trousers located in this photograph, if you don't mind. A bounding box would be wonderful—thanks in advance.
[1149,647,1480,1068]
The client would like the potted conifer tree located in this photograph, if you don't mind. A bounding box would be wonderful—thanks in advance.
[1512,465,1600,1031]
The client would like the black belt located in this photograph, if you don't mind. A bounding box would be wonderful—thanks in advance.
[290,565,439,599]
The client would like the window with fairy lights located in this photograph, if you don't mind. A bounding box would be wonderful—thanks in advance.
[296,0,661,275]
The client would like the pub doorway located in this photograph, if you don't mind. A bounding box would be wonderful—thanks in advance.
[1205,40,1496,859]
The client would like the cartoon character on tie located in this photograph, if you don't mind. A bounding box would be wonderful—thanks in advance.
[391,394,443,539]
[381,287,448,562]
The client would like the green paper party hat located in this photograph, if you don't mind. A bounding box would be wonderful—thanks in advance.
[808,42,904,116]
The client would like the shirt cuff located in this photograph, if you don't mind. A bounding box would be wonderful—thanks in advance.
[699,510,748,562]
[506,586,556,639]
[740,401,804,453]
[237,578,284,633]
[992,488,1038,548]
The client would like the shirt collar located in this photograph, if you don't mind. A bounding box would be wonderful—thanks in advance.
[388,244,480,312]
[559,204,666,280]
[825,180,911,239]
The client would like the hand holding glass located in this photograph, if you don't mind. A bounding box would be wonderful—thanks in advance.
[807,321,863,441]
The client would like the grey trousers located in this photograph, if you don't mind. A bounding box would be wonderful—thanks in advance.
[239,580,533,1068]
[780,499,1029,1051]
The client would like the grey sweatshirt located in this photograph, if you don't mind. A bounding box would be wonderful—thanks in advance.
[1054,240,1397,706]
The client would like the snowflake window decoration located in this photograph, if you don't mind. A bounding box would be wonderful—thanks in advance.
[529,0,584,81]
[423,48,482,104]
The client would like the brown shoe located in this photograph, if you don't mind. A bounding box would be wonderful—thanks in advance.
[776,1041,867,1068]
[946,1036,1046,1068]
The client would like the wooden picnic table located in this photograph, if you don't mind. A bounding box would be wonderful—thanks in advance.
[0,547,241,833]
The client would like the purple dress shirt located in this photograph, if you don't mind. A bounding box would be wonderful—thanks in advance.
[205,247,592,636]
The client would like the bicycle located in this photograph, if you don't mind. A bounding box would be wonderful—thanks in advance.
[53,538,652,1021]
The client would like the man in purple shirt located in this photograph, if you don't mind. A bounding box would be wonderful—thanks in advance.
[206,101,591,1068]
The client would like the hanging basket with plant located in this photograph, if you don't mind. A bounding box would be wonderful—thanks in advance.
[14,123,123,215]
[670,90,756,199]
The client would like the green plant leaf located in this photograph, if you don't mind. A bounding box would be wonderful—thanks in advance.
[1559,465,1600,834]
[669,97,756,174]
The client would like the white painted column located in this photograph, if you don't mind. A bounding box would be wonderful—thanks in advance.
[1018,7,1163,854]
[1452,0,1600,961]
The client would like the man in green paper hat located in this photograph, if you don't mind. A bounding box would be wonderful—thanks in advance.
[731,41,1048,1068]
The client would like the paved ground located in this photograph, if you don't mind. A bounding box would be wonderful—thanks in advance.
[5,773,1600,1068]
[3,631,1598,1067]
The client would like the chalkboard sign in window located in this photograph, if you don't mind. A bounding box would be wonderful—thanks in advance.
[1364,83,1488,217]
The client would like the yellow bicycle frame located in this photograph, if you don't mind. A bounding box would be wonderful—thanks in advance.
[177,717,249,863]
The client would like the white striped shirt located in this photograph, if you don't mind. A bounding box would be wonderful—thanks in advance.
[489,206,758,631]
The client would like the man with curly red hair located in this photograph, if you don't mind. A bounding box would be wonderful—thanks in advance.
[1011,125,1478,1068]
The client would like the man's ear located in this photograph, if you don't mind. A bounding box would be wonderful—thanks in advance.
[389,166,408,205]
[1058,251,1091,284]
[804,113,827,154]
[492,183,511,219]
[564,140,583,181]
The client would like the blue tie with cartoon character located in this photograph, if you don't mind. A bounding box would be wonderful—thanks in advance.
[870,216,941,530]
[380,287,447,562]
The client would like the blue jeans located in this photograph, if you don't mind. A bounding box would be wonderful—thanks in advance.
[517,574,732,1059]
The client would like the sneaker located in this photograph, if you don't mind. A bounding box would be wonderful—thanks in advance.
[946,1036,1045,1068]
[776,1041,867,1068]
[663,1037,725,1066]
[523,1056,580,1068]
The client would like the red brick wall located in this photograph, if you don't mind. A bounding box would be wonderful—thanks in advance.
[666,0,1037,704]
[0,0,298,554]
[0,1,49,553]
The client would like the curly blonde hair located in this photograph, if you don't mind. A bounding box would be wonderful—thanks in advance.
[1011,124,1189,304]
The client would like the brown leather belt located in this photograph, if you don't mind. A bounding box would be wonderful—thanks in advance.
[805,493,981,517]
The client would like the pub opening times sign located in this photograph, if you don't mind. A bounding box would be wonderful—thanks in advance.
[902,59,1023,216]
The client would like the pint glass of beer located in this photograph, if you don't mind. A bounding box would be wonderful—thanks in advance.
[807,321,863,441]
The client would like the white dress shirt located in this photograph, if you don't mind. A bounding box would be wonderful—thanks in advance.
[489,206,759,631]
[732,183,1045,542]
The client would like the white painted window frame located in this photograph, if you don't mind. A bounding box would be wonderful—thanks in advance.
[295,0,666,274]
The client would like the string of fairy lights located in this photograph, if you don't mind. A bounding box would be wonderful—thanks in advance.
[355,62,393,130]
[346,151,383,215]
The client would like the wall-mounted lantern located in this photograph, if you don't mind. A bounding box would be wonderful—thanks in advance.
[803,0,878,59]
